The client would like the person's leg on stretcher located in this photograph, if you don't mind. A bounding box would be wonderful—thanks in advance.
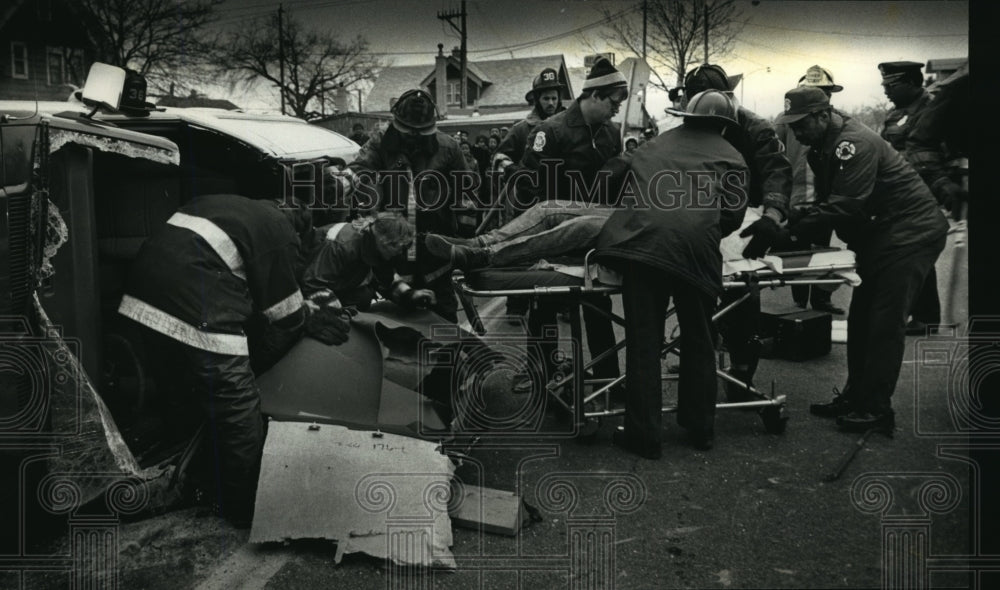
[425,200,613,270]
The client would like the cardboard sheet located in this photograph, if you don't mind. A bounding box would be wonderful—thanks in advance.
[250,421,456,568]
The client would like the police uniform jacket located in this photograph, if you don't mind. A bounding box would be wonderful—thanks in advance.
[520,100,622,204]
[881,89,933,153]
[348,128,471,283]
[119,194,305,357]
[801,113,948,274]
[905,70,970,198]
[595,125,750,299]
[300,222,396,308]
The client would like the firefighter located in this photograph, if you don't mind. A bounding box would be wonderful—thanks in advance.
[492,67,569,323]
[337,88,473,322]
[595,90,750,456]
[301,212,436,312]
[778,86,949,432]
[119,194,350,526]
[679,64,793,403]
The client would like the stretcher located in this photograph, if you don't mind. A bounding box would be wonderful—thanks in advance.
[453,246,859,436]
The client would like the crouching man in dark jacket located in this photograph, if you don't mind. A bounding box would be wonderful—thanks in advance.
[595,90,750,458]
[778,86,949,432]
[119,194,350,525]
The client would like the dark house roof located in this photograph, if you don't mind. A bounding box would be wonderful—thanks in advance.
[154,96,240,110]
[366,54,573,113]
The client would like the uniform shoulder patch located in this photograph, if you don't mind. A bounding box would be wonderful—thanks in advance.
[532,131,547,152]
[835,140,856,161]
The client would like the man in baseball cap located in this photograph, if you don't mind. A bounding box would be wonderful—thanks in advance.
[779,66,847,316]
[776,82,948,433]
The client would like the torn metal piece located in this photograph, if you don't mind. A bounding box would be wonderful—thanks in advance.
[250,421,456,568]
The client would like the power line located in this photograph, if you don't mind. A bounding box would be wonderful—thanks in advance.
[477,4,641,58]
[744,21,967,38]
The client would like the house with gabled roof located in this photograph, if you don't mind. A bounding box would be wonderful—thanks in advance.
[365,45,574,117]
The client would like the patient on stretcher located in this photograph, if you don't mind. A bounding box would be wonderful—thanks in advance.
[425,200,613,271]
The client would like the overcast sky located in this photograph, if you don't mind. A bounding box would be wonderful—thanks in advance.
[214,0,969,121]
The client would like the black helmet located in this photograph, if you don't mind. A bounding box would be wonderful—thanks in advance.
[683,64,731,94]
[668,89,738,127]
[525,67,565,103]
[391,89,438,135]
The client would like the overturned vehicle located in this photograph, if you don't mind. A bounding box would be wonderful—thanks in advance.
[1,64,510,569]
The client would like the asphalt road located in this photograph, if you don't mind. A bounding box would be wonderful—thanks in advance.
[21,225,977,590]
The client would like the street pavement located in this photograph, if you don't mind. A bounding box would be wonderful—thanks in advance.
[22,225,977,590]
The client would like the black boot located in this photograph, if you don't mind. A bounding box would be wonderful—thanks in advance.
[424,234,492,271]
[809,387,854,418]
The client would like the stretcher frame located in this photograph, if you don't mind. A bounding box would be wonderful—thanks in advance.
[453,249,857,435]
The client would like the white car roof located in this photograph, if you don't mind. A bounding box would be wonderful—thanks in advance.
[98,107,359,161]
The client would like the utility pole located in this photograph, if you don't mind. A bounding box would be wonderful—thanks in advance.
[437,1,468,109]
[278,3,285,115]
[356,89,363,113]
[642,0,647,108]
[703,0,709,64]
[642,0,647,61]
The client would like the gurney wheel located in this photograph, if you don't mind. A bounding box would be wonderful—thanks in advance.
[759,406,788,434]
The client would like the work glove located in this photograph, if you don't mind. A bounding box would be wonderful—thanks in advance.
[400,288,437,310]
[739,216,783,259]
[305,306,351,345]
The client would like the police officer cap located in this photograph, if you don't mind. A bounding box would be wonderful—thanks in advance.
[797,65,843,92]
[684,64,730,94]
[391,89,438,135]
[878,61,924,84]
[774,86,831,124]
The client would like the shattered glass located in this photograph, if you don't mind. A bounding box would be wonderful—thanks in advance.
[49,128,179,166]
[38,198,69,282]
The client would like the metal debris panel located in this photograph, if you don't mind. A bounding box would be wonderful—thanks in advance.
[250,421,455,568]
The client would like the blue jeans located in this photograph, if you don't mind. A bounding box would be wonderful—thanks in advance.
[479,200,613,266]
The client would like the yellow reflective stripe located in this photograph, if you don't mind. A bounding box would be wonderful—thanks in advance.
[264,290,304,322]
[167,212,247,281]
[325,222,348,242]
[118,295,249,356]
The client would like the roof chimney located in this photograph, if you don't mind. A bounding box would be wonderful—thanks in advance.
[435,43,448,116]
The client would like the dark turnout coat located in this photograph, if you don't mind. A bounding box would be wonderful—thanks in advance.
[595,124,750,298]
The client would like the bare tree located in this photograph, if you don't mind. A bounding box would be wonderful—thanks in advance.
[210,11,382,120]
[73,0,223,94]
[599,0,746,91]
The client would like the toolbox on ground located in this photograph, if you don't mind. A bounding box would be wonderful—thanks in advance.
[759,309,832,361]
